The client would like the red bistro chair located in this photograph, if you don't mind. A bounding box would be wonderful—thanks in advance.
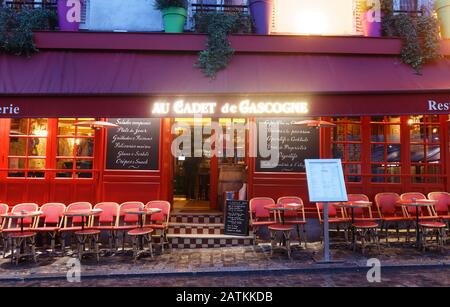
[116,201,145,250]
[346,194,380,254]
[315,202,350,243]
[277,196,308,248]
[375,192,411,242]
[34,203,66,253]
[427,192,450,225]
[0,204,9,256]
[59,202,92,255]
[145,200,171,253]
[92,202,120,252]
[3,203,39,264]
[401,192,446,251]
[249,197,277,246]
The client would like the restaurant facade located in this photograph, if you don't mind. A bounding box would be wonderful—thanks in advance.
[0,31,450,215]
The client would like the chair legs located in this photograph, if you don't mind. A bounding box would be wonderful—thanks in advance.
[10,235,37,265]
[420,226,447,252]
[354,227,380,254]
[269,229,292,258]
[130,234,154,263]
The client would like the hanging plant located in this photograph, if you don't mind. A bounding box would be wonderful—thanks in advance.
[194,11,252,79]
[0,7,57,57]
[381,0,441,74]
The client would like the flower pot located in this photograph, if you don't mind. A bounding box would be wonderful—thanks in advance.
[161,7,187,33]
[249,0,273,35]
[362,10,382,37]
[57,0,82,31]
[435,0,450,39]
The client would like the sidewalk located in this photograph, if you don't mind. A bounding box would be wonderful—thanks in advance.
[0,242,449,281]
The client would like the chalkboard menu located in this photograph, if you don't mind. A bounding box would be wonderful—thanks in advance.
[224,200,249,236]
[106,118,160,170]
[256,118,319,172]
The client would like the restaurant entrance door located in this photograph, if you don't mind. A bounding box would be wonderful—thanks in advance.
[172,118,247,211]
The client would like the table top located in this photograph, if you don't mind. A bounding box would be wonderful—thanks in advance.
[335,201,372,209]
[264,203,302,211]
[396,199,437,207]
[1,211,42,219]
[124,208,162,215]
[63,208,103,217]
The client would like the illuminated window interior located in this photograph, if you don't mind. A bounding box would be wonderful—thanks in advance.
[272,0,356,35]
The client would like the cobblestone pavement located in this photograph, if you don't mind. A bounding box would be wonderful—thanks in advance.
[1,267,449,287]
[0,242,448,282]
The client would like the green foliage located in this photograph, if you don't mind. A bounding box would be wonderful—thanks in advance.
[154,0,188,10]
[0,7,57,57]
[380,0,440,74]
[194,12,252,79]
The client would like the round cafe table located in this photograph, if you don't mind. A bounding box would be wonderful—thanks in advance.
[63,208,103,230]
[124,208,162,256]
[264,203,301,248]
[334,201,372,248]
[396,199,436,247]
[1,210,42,264]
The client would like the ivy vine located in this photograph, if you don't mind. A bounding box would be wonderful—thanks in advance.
[0,7,57,57]
[381,0,440,74]
[194,11,252,79]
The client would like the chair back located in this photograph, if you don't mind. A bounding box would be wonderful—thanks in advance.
[9,203,39,228]
[65,202,92,226]
[316,203,342,222]
[39,203,66,227]
[145,201,171,224]
[347,194,372,218]
[249,197,275,222]
[93,202,120,226]
[427,192,450,215]
[400,192,429,216]
[0,204,9,228]
[119,201,144,225]
[374,192,401,218]
[277,196,305,220]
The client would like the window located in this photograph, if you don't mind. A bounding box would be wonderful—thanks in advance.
[56,118,95,179]
[409,115,441,183]
[370,116,401,183]
[8,118,48,178]
[332,117,362,182]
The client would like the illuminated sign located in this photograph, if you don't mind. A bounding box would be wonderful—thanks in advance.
[152,100,309,116]
[0,104,20,115]
[428,100,450,111]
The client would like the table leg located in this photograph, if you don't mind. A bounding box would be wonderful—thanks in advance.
[20,217,24,233]
[81,215,85,231]
[351,208,355,247]
[416,206,420,247]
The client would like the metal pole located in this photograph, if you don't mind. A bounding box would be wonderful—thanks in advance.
[323,202,330,262]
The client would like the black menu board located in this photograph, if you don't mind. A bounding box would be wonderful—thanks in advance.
[224,200,249,236]
[106,118,160,170]
[256,118,319,172]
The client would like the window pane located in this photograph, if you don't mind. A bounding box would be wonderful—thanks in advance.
[426,115,439,123]
[28,138,47,156]
[410,144,424,162]
[387,116,400,123]
[387,144,401,162]
[58,138,74,157]
[76,138,94,157]
[426,126,440,143]
[347,124,361,141]
[8,158,25,170]
[410,125,423,142]
[371,144,384,162]
[371,116,384,123]
[386,125,400,142]
[347,144,360,161]
[346,164,361,182]
[28,159,46,170]
[426,145,440,163]
[29,119,48,136]
[77,126,95,137]
[76,160,93,178]
[371,124,384,142]
[334,125,345,141]
[10,118,28,135]
[56,158,73,178]
[332,143,344,159]
[9,138,27,156]
[58,119,76,136]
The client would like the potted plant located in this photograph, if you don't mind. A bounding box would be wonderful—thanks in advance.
[435,0,450,39]
[154,0,188,33]
[248,0,273,35]
[57,0,83,31]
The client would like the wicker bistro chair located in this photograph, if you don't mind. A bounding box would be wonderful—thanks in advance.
[34,203,66,253]
[91,202,120,252]
[0,204,9,256]
[3,203,39,264]
[375,192,411,243]
[428,192,450,226]
[145,201,171,253]
[315,202,350,243]
[277,196,308,248]
[59,202,93,255]
[115,201,145,251]
[344,194,380,254]
[249,198,277,246]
